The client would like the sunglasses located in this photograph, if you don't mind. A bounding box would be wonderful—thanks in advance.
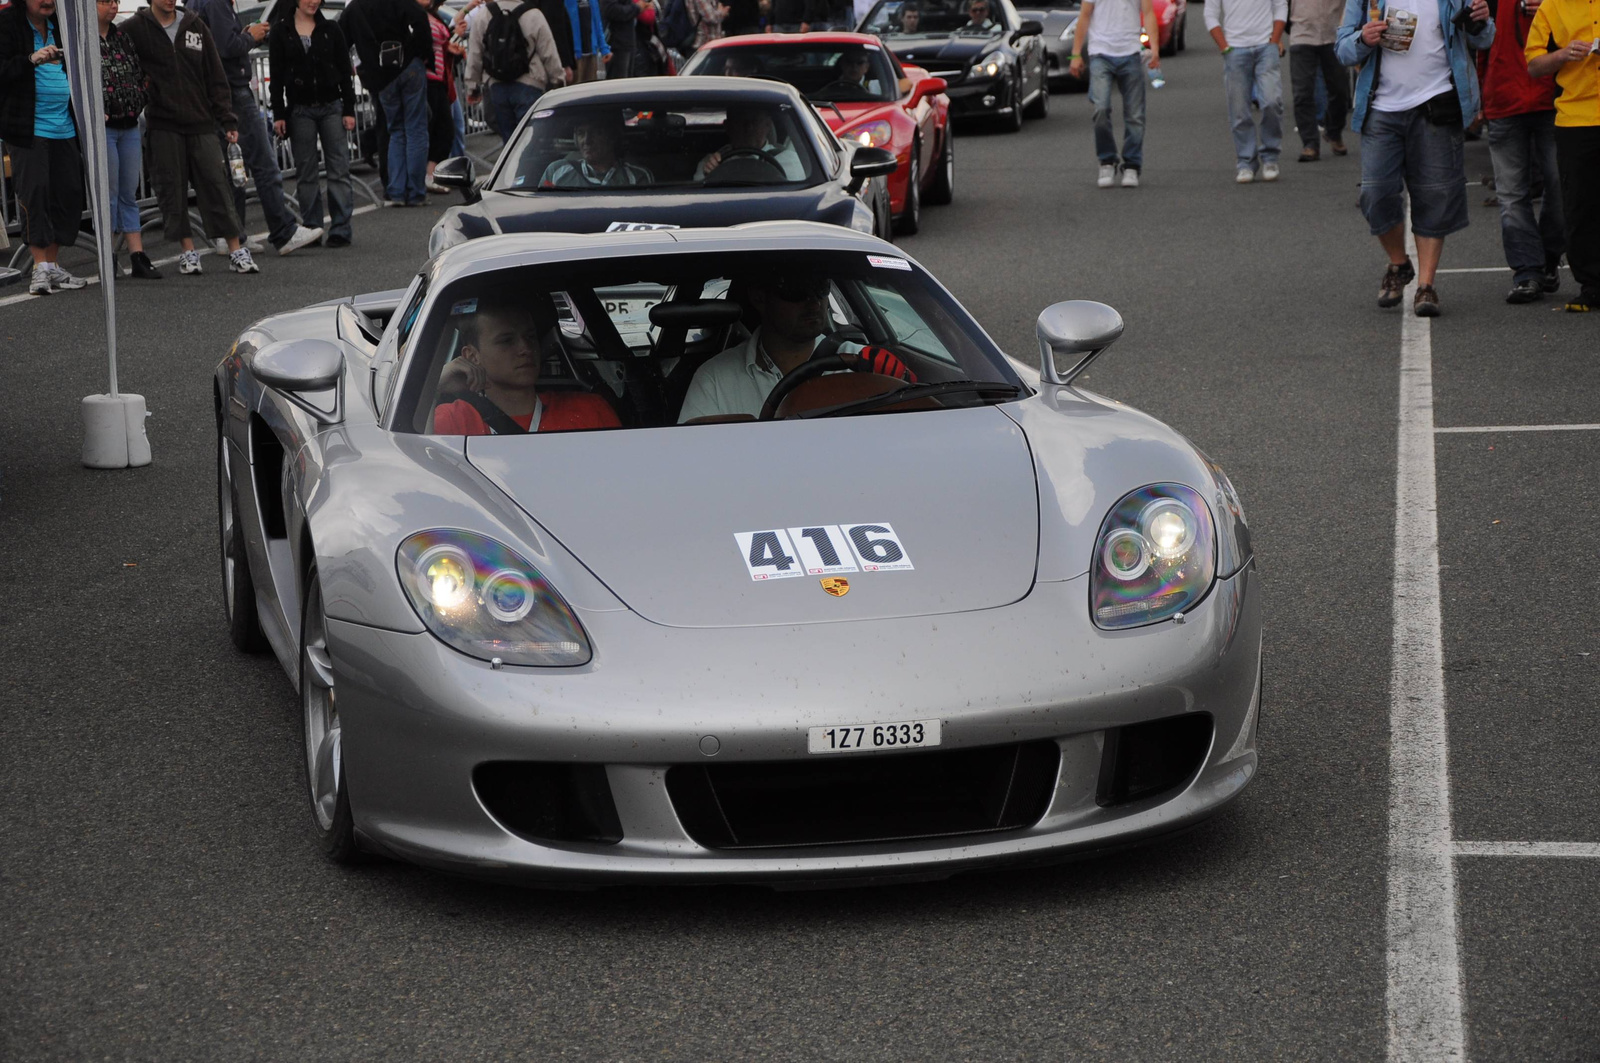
[770,278,830,303]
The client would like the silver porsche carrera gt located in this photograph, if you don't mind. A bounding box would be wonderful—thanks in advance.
[214,221,1260,886]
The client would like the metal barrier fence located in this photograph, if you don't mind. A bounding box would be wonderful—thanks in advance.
[2,52,494,270]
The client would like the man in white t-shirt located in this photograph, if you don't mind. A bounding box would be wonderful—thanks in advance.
[1207,0,1288,182]
[1067,0,1159,188]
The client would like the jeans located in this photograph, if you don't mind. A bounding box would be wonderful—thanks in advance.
[488,80,544,144]
[1290,43,1349,148]
[378,58,430,204]
[1088,53,1145,171]
[1486,112,1564,282]
[228,86,296,246]
[1224,44,1282,169]
[450,96,467,158]
[1554,125,1600,295]
[1359,105,1468,238]
[289,102,354,242]
[105,124,143,233]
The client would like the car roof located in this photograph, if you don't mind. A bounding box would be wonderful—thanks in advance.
[428,222,908,286]
[700,31,890,46]
[532,75,810,110]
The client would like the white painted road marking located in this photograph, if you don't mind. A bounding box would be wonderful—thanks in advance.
[1388,233,1467,1062]
[0,203,383,310]
[1455,842,1600,858]
[1435,423,1600,434]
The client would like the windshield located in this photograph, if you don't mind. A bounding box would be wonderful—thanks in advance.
[394,250,1024,435]
[491,103,822,192]
[861,0,1006,37]
[686,44,902,104]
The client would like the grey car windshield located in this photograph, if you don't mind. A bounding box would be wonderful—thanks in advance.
[688,44,902,103]
[393,250,1025,435]
[861,0,1006,36]
[492,103,824,192]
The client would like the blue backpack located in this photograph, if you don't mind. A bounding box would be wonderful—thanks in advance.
[658,0,698,51]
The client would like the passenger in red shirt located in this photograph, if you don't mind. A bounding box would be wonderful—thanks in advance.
[431,294,621,434]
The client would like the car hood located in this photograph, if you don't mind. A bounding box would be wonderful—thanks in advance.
[885,37,996,66]
[456,185,846,237]
[465,406,1040,628]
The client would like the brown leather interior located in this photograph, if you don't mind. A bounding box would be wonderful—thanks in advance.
[775,374,937,419]
[683,414,759,425]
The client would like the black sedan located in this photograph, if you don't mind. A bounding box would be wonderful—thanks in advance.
[856,0,1047,131]
[429,78,897,256]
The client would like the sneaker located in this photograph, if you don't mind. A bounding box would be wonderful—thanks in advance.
[426,181,450,195]
[178,249,203,275]
[1120,167,1139,188]
[214,235,267,255]
[1506,278,1543,304]
[129,252,163,280]
[1097,164,1116,188]
[47,263,87,289]
[1563,290,1599,312]
[1261,162,1280,182]
[1236,168,1254,184]
[1379,258,1415,308]
[324,234,351,248]
[382,198,405,207]
[278,224,324,256]
[1413,284,1440,317]
[229,247,260,274]
[1541,266,1562,293]
[29,265,53,295]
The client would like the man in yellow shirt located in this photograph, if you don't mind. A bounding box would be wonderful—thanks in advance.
[1528,0,1600,310]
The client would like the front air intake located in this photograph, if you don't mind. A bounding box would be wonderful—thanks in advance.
[473,762,623,845]
[1095,713,1213,807]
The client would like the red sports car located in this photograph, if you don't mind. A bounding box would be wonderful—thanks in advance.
[681,33,954,235]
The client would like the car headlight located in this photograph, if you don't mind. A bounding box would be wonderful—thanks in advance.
[1060,19,1077,40]
[846,120,894,149]
[397,530,591,666]
[1091,484,1217,629]
[970,54,1005,79]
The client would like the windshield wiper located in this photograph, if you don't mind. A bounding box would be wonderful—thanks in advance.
[793,379,1022,419]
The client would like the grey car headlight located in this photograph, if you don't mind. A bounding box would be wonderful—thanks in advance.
[1060,20,1077,40]
[397,530,591,666]
[1091,484,1217,629]
[970,54,1005,79]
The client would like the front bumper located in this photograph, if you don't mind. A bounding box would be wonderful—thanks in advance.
[944,77,1015,118]
[329,565,1262,885]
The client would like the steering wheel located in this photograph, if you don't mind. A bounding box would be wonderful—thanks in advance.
[756,334,915,420]
[704,146,788,184]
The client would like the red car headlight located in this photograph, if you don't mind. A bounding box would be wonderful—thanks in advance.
[846,120,894,149]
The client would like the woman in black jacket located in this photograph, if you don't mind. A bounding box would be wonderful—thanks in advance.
[269,0,358,246]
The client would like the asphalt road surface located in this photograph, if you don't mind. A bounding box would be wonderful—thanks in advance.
[2,52,1596,1061]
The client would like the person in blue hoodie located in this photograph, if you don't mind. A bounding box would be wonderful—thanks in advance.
[1335,0,1492,317]
[565,0,609,82]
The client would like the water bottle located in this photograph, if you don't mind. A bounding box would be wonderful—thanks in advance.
[227,142,248,189]
[1147,61,1165,88]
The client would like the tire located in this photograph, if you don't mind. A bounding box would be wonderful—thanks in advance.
[218,429,266,653]
[925,129,954,205]
[893,146,922,235]
[1001,79,1024,132]
[1025,75,1049,119]
[301,568,361,864]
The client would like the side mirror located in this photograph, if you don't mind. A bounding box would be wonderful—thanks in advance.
[1016,18,1044,34]
[907,75,948,106]
[433,155,480,203]
[1035,300,1124,384]
[846,146,898,193]
[249,338,346,422]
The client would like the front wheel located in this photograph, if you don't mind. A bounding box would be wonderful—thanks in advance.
[925,130,954,205]
[1025,76,1049,119]
[1000,78,1024,132]
[894,146,922,235]
[302,569,361,864]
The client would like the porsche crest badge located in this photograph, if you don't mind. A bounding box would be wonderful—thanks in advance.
[820,577,850,597]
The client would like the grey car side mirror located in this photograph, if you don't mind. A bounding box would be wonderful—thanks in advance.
[249,338,345,423]
[1035,300,1124,385]
[847,146,898,193]
[433,155,480,203]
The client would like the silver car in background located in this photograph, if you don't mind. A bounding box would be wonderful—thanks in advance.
[214,221,1260,886]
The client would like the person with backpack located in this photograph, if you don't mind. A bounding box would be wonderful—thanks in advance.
[466,0,565,142]
[656,0,699,53]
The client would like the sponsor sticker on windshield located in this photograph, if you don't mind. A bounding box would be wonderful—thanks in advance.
[531,109,554,119]
[449,298,478,315]
[868,255,912,271]
[605,222,681,233]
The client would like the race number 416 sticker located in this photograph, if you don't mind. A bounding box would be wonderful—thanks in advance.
[734,523,914,581]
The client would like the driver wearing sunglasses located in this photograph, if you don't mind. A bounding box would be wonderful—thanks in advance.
[677,273,914,423]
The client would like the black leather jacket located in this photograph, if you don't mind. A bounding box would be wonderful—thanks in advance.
[268,13,357,118]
